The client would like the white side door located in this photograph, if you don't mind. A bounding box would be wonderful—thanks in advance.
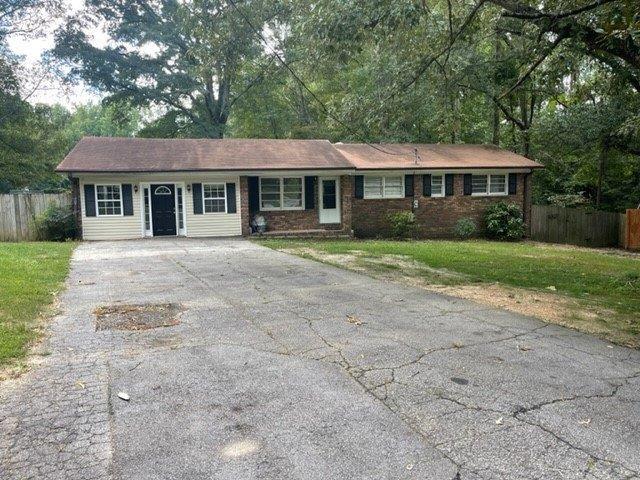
[319,177,340,224]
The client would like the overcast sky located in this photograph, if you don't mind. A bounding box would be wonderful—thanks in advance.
[7,0,102,109]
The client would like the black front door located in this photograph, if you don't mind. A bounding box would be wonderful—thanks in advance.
[151,184,177,236]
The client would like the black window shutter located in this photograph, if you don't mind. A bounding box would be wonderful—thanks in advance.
[122,184,134,215]
[354,176,364,199]
[423,174,432,197]
[84,184,96,217]
[463,174,472,195]
[193,183,203,214]
[445,174,454,196]
[226,183,237,213]
[304,176,316,210]
[405,174,414,197]
[508,173,517,195]
[248,177,259,213]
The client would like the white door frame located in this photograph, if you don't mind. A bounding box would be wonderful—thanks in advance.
[318,176,341,224]
[139,181,187,237]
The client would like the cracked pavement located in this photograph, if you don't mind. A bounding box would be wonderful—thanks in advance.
[1,238,639,479]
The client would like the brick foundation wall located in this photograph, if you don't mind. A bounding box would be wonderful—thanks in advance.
[240,175,353,234]
[352,174,526,238]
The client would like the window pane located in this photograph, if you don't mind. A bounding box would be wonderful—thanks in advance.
[431,175,443,196]
[283,177,302,208]
[322,180,336,209]
[144,188,150,230]
[260,178,281,209]
[203,183,226,213]
[489,175,506,194]
[204,199,225,213]
[96,185,122,215]
[384,176,403,197]
[364,177,383,198]
[177,188,184,229]
[203,184,225,199]
[472,175,487,194]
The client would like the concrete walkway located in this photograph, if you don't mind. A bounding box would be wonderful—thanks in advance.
[1,238,639,479]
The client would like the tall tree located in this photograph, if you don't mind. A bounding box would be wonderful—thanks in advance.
[52,0,281,138]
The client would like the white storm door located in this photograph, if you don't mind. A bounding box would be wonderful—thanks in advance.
[319,177,340,224]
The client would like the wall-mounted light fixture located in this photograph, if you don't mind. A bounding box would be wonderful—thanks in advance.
[134,185,139,194]
[186,184,191,193]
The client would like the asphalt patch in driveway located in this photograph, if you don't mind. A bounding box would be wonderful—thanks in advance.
[94,303,183,331]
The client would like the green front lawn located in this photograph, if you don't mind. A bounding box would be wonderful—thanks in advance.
[259,239,640,346]
[0,242,76,366]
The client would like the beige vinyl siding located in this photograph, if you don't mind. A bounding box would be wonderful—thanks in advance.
[80,177,142,240]
[185,176,242,237]
[78,173,241,240]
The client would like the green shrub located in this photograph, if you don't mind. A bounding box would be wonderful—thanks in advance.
[484,202,525,241]
[33,204,77,241]
[454,218,477,239]
[387,211,417,239]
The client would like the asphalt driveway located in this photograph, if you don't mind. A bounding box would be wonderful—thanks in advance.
[1,238,639,479]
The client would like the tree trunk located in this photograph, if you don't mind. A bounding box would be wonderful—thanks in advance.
[492,103,500,145]
[522,128,531,157]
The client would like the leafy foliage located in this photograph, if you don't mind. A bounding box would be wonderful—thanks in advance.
[52,0,281,138]
[387,211,417,239]
[32,204,77,241]
[454,218,477,240]
[484,202,525,241]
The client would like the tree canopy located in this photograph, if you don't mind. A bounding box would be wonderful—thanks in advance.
[0,0,638,210]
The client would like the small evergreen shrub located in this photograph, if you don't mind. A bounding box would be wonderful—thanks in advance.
[33,204,77,241]
[387,211,417,239]
[484,202,525,241]
[454,218,476,239]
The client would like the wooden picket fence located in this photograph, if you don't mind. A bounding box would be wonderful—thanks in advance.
[530,205,630,248]
[0,193,72,241]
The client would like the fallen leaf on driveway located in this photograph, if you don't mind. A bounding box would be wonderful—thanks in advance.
[547,285,557,291]
[117,391,130,401]
[518,344,532,352]
[452,342,464,349]
[495,417,503,425]
[579,418,591,426]
[75,381,85,389]
[347,315,364,326]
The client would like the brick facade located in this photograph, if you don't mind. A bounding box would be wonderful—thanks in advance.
[352,173,527,238]
[241,173,530,238]
[240,175,353,234]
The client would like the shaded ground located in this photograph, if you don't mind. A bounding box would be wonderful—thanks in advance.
[1,239,639,479]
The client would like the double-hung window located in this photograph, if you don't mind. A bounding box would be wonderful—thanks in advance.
[431,175,444,197]
[363,175,404,199]
[471,174,508,196]
[259,177,303,210]
[96,184,122,216]
[203,183,226,213]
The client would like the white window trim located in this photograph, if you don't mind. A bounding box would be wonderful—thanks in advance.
[471,173,508,197]
[95,183,123,217]
[431,175,445,198]
[259,176,305,211]
[202,182,228,214]
[363,175,405,199]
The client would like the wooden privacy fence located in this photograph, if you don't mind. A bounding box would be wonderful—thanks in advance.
[625,209,640,250]
[0,193,72,241]
[530,205,626,248]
